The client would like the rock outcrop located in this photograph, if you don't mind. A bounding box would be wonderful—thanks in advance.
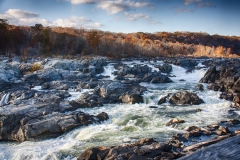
[169,91,204,105]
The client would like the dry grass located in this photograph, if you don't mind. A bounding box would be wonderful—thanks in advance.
[29,63,42,72]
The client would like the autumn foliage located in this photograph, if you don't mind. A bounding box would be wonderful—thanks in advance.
[0,19,240,58]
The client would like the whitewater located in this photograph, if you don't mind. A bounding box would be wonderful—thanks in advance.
[0,60,236,160]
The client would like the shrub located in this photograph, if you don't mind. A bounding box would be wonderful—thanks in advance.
[29,63,42,72]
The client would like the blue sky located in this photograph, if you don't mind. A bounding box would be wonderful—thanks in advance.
[0,0,239,36]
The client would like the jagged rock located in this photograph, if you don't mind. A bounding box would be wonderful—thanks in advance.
[176,59,197,69]
[199,66,218,83]
[155,63,172,74]
[196,84,204,91]
[166,118,185,126]
[158,94,170,105]
[119,93,143,104]
[172,133,188,142]
[169,91,204,105]
[215,126,231,135]
[142,72,173,83]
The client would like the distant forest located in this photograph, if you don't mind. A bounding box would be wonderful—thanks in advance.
[1,19,240,58]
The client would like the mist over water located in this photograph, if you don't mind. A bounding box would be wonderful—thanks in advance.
[0,60,235,160]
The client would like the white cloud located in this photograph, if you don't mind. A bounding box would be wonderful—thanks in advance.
[53,16,91,27]
[184,0,202,5]
[70,0,96,5]
[0,9,102,29]
[0,9,50,26]
[97,0,150,14]
[125,12,160,24]
[125,12,150,21]
[52,16,102,28]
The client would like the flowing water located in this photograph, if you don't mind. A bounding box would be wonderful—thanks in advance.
[0,60,238,160]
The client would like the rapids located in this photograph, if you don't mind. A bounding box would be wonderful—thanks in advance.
[0,60,237,160]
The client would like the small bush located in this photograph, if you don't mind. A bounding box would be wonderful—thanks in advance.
[29,63,42,72]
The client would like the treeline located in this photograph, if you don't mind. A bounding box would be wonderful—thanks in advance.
[0,19,240,58]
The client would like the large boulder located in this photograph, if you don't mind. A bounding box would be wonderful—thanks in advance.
[119,93,143,104]
[199,66,218,83]
[155,63,172,74]
[169,91,204,105]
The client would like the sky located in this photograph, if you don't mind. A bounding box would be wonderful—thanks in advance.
[0,0,240,36]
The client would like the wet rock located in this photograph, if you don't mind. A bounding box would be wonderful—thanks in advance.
[184,128,201,138]
[220,92,233,101]
[155,63,172,74]
[172,133,188,142]
[229,119,240,125]
[196,108,202,112]
[78,146,109,160]
[196,84,204,91]
[169,91,204,105]
[176,59,197,69]
[215,126,231,135]
[233,94,240,107]
[207,83,220,91]
[142,72,173,83]
[158,94,170,105]
[0,79,11,92]
[199,66,218,83]
[138,138,157,145]
[20,90,36,99]
[38,68,63,82]
[119,93,143,104]
[150,76,173,83]
[166,118,185,127]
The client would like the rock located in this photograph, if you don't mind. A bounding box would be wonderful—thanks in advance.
[138,138,157,145]
[199,66,218,83]
[196,84,204,91]
[229,119,240,125]
[196,108,202,112]
[142,72,172,83]
[184,128,201,138]
[172,133,188,142]
[20,90,36,99]
[0,93,11,107]
[155,63,172,74]
[38,68,63,82]
[0,79,11,92]
[166,118,185,126]
[119,93,143,104]
[176,59,197,69]
[207,83,220,91]
[233,94,240,107]
[158,94,170,105]
[78,146,109,160]
[169,91,204,105]
[150,76,173,83]
[215,126,231,135]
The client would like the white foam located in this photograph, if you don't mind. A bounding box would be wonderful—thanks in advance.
[100,64,117,80]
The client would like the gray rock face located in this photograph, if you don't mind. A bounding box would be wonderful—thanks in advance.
[119,93,143,104]
[169,91,204,105]
[0,89,109,142]
[155,63,172,73]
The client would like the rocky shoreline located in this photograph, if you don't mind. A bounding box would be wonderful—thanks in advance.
[0,56,240,159]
